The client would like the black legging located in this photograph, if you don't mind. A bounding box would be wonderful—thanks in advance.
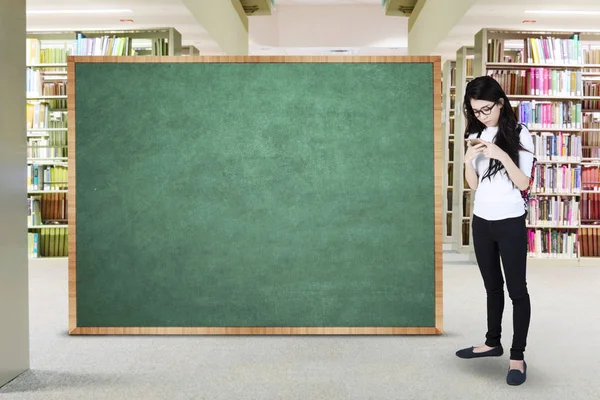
[472,213,531,361]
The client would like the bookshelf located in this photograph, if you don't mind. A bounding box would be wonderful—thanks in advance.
[25,28,182,260]
[442,60,456,244]
[452,46,475,254]
[472,28,600,267]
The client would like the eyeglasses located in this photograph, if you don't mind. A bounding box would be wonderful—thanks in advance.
[471,103,497,118]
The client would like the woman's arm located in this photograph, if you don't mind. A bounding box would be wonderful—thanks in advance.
[499,153,530,191]
[465,161,479,190]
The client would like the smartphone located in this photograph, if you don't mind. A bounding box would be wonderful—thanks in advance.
[466,138,482,146]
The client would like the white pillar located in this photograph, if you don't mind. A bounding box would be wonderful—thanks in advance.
[407,0,477,55]
[0,0,29,388]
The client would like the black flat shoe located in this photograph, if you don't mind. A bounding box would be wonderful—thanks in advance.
[455,345,504,359]
[506,361,527,386]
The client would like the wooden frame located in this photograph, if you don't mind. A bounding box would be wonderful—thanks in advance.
[67,56,443,335]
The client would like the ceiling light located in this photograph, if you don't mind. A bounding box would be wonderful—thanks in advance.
[27,9,133,15]
[524,10,600,15]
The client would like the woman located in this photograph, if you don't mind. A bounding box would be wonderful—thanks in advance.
[455,76,534,386]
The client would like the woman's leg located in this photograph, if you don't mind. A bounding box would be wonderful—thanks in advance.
[472,215,505,348]
[494,214,531,361]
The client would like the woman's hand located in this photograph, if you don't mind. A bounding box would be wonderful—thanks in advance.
[465,141,484,164]
[478,140,508,162]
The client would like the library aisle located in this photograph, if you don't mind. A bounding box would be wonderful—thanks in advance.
[2,254,599,400]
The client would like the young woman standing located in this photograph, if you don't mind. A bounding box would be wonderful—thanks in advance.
[455,76,535,386]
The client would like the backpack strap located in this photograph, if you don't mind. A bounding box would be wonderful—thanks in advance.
[521,156,538,213]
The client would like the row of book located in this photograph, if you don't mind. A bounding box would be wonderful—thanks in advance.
[28,136,68,159]
[523,36,581,65]
[73,35,170,56]
[527,228,600,258]
[583,148,600,160]
[584,48,600,68]
[527,196,579,227]
[26,102,67,131]
[488,36,583,65]
[583,114,600,129]
[531,132,581,161]
[27,165,68,191]
[514,101,581,129]
[489,69,582,97]
[529,165,600,194]
[30,82,67,109]
[447,164,454,187]
[527,229,578,259]
[531,163,581,194]
[461,220,470,246]
[27,194,68,226]
[526,185,600,225]
[582,167,600,191]
[488,40,600,68]
[580,228,600,257]
[28,228,68,258]
[581,131,600,147]
[581,193,600,223]
[26,39,68,65]
[582,130,600,159]
[26,69,67,96]
[583,82,600,110]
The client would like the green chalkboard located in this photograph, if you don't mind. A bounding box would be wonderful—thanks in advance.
[70,57,442,334]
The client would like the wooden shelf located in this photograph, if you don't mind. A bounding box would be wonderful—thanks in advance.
[531,192,580,197]
[535,160,581,164]
[27,95,67,100]
[508,94,593,101]
[488,62,584,70]
[27,128,68,132]
[526,225,579,229]
[28,225,68,229]
[28,190,68,194]
[27,63,67,68]
[528,128,582,132]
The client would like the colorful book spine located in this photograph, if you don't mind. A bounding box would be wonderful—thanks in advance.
[515,101,581,129]
[527,196,579,226]
[527,228,578,258]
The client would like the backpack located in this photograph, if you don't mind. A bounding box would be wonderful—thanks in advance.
[520,156,537,214]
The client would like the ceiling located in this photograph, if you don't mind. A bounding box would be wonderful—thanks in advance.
[25,0,600,58]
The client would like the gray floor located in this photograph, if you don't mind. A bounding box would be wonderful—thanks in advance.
[2,253,600,399]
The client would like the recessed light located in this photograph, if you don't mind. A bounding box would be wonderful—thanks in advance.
[27,9,133,15]
[524,10,600,15]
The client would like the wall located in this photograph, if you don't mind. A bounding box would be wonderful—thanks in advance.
[0,0,29,388]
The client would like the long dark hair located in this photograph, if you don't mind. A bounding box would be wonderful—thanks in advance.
[463,75,527,181]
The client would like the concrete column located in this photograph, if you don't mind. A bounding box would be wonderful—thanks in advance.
[0,0,29,388]
[181,0,249,55]
[407,0,477,55]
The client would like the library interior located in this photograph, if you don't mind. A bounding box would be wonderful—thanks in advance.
[2,0,600,398]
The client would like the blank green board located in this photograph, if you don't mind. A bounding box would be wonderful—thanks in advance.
[72,59,440,331]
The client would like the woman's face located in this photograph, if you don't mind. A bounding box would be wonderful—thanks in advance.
[470,98,503,128]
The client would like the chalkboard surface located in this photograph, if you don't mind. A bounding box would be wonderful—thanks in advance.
[68,56,442,335]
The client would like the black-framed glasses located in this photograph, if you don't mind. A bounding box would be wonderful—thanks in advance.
[471,102,498,118]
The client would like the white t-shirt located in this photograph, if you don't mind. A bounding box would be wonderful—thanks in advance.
[468,125,535,221]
